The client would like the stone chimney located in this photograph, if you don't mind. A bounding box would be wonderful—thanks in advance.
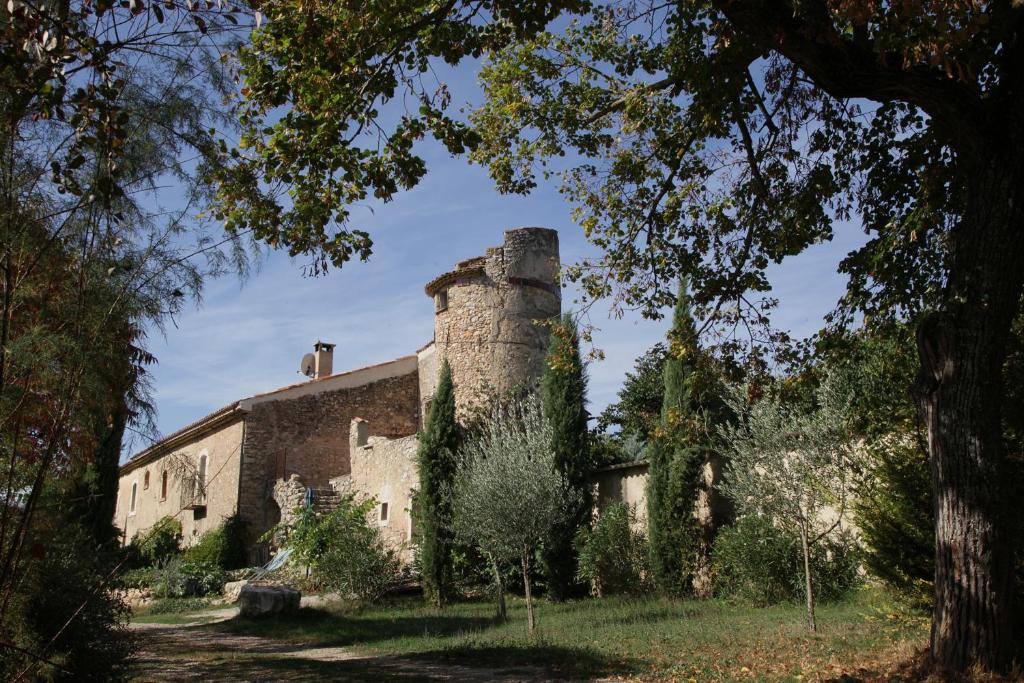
[313,340,335,379]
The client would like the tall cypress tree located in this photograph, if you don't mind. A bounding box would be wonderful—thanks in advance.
[417,360,460,607]
[647,280,723,595]
[70,320,146,549]
[540,314,591,601]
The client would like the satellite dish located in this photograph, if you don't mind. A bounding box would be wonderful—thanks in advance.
[299,353,316,377]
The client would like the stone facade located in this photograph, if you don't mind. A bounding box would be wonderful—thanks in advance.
[271,475,307,527]
[416,342,439,417]
[425,227,561,414]
[347,420,419,561]
[236,359,420,542]
[114,409,245,546]
[115,227,563,562]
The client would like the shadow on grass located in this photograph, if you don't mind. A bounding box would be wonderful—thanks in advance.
[138,619,633,681]
[137,647,625,682]
[149,655,438,682]
[205,607,497,647]
[581,603,701,629]
[134,651,440,682]
[405,643,643,680]
[190,607,638,679]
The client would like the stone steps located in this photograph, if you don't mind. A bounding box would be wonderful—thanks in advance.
[308,488,342,515]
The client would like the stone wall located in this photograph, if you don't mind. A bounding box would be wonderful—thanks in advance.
[236,367,421,543]
[271,475,307,529]
[426,227,561,414]
[114,417,245,546]
[416,342,439,418]
[592,461,650,531]
[347,419,419,561]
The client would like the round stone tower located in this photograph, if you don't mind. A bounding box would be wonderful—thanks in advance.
[423,227,561,413]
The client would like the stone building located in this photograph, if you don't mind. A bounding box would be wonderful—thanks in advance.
[114,228,562,562]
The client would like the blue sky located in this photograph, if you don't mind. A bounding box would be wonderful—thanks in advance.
[135,58,869,454]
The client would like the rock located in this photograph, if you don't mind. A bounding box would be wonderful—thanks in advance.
[121,587,152,606]
[222,580,250,604]
[238,585,301,618]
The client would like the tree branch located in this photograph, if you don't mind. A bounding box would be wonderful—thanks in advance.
[714,0,991,160]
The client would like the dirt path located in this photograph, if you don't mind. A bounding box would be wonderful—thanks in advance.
[129,615,549,682]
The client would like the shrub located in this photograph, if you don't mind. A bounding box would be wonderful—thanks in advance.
[121,567,159,590]
[182,514,248,570]
[812,533,863,602]
[575,502,651,596]
[278,496,403,603]
[151,559,226,598]
[147,597,215,615]
[712,515,861,605]
[711,515,795,605]
[2,518,134,681]
[130,516,182,566]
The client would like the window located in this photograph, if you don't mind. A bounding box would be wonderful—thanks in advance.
[197,454,208,504]
[435,289,448,313]
[143,470,150,490]
[129,482,137,514]
[380,502,389,523]
[160,471,168,501]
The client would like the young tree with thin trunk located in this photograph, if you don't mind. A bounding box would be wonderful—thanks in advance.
[718,376,854,632]
[451,395,577,634]
[416,361,460,607]
[540,314,590,601]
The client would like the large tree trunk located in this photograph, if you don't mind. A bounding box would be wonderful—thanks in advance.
[915,156,1024,673]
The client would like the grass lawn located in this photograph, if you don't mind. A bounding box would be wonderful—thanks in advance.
[195,586,926,680]
[131,597,232,625]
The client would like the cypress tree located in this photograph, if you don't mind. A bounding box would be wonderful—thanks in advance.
[71,403,129,548]
[416,360,460,607]
[540,314,591,601]
[70,322,142,549]
[647,281,723,595]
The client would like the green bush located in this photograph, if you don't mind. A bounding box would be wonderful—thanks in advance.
[151,559,226,598]
[276,496,403,603]
[121,567,158,590]
[130,516,182,566]
[575,503,651,596]
[147,597,215,615]
[3,517,134,681]
[712,515,861,605]
[182,514,248,570]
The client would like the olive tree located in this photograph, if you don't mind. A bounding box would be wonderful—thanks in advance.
[718,376,854,632]
[451,395,578,634]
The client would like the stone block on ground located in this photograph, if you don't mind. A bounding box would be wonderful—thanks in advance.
[238,585,301,618]
[222,580,250,604]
